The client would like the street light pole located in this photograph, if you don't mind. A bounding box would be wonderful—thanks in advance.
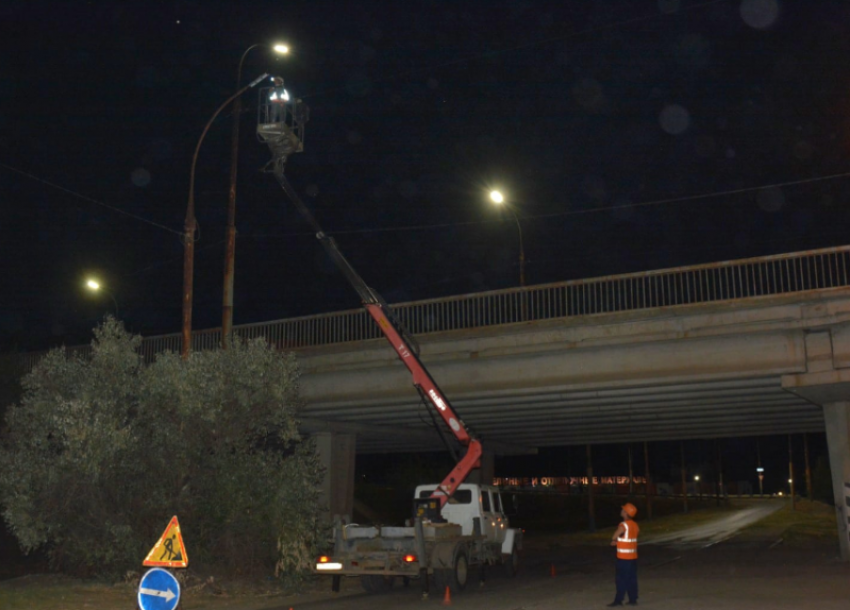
[488,190,526,287]
[222,43,289,348]
[182,72,271,359]
[85,279,119,317]
[506,205,526,287]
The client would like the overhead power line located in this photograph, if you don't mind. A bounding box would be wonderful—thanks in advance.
[0,161,183,236]
[245,170,850,238]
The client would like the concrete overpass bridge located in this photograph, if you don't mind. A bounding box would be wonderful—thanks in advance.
[22,245,850,559]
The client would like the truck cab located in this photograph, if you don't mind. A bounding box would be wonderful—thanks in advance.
[414,483,517,554]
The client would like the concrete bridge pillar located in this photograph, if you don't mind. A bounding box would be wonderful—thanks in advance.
[315,432,356,523]
[823,402,850,561]
[467,450,495,485]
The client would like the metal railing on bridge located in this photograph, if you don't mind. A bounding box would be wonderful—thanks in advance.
[22,245,850,367]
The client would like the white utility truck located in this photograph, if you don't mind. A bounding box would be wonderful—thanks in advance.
[316,483,521,594]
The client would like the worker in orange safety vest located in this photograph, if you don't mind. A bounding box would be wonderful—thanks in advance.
[607,502,639,606]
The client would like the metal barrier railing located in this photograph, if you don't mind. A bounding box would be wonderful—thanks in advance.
[23,245,850,366]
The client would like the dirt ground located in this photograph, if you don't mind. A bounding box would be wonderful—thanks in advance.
[1,499,847,610]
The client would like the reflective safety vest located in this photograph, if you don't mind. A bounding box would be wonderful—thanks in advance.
[616,520,639,560]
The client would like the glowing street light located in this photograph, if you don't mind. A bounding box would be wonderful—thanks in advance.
[85,278,118,316]
[222,42,291,350]
[488,189,525,286]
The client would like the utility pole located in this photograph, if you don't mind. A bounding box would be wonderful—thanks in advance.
[788,434,796,510]
[644,441,653,520]
[804,433,813,500]
[182,73,270,358]
[715,439,724,506]
[681,441,688,513]
[757,438,764,497]
[586,444,596,532]
[222,43,289,347]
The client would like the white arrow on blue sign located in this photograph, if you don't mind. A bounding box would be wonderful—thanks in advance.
[138,567,180,610]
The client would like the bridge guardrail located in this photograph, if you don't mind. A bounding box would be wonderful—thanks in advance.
[21,245,850,367]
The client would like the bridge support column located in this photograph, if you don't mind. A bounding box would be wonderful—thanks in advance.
[823,402,850,561]
[315,432,356,523]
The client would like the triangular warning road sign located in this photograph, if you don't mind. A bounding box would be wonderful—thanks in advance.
[143,516,188,568]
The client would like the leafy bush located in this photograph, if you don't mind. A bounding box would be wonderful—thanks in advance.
[0,319,323,579]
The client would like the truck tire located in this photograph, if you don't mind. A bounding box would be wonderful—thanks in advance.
[361,575,395,594]
[503,547,520,577]
[434,547,469,594]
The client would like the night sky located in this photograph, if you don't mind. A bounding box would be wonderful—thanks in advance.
[1,0,845,482]
[3,0,850,350]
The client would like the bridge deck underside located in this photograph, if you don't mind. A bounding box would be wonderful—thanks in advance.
[303,376,823,453]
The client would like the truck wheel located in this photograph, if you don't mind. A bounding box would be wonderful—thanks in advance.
[434,547,469,593]
[361,575,395,594]
[503,547,520,577]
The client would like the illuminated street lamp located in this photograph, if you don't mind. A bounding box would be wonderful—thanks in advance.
[85,278,118,316]
[756,467,764,497]
[222,42,291,349]
[488,189,526,287]
[694,474,701,499]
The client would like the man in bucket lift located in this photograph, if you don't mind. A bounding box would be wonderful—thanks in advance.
[268,77,289,124]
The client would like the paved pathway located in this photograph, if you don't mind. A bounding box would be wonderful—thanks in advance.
[644,501,783,549]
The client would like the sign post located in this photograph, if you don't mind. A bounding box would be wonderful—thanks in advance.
[138,567,180,610]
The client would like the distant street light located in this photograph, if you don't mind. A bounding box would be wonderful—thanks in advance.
[183,71,272,358]
[85,278,119,316]
[488,189,526,287]
[222,42,290,349]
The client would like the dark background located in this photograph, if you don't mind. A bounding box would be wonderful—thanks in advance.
[2,1,849,349]
[0,2,842,493]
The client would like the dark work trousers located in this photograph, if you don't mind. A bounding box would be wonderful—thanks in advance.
[614,558,638,604]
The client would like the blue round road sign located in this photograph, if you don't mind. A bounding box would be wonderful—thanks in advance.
[138,567,180,610]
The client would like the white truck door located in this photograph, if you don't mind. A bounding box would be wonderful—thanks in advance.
[480,488,500,541]
[491,490,508,544]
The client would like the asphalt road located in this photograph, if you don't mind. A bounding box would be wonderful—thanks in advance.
[267,500,847,610]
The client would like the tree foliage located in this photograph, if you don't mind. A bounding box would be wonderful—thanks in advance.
[0,319,323,578]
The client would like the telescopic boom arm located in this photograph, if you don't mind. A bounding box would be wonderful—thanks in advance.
[273,172,482,506]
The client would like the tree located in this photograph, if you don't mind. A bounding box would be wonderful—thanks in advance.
[0,319,323,579]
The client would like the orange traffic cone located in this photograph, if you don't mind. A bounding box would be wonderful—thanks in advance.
[442,586,452,606]
[550,563,556,577]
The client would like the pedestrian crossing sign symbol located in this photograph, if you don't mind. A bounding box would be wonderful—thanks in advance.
[143,516,188,568]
